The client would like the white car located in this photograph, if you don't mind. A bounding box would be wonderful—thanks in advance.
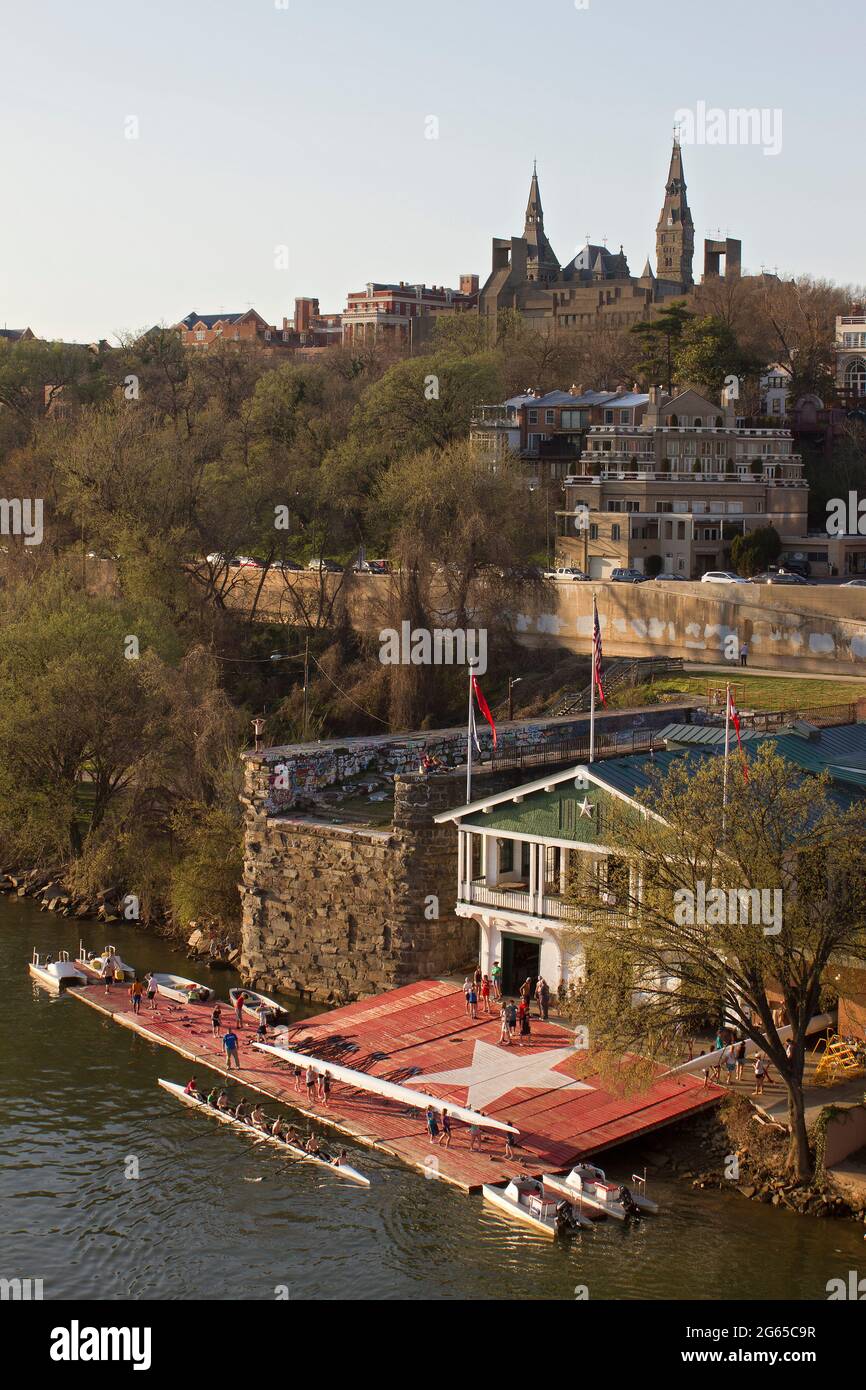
[544,567,588,581]
[842,578,866,588]
[701,570,750,584]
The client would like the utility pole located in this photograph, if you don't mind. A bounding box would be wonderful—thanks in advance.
[508,676,522,721]
[303,635,310,741]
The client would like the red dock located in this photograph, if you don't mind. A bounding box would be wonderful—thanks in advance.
[65,973,721,1191]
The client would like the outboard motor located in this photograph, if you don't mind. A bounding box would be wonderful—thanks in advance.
[554,1199,577,1234]
[618,1184,641,1219]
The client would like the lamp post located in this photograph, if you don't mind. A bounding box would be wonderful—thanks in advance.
[508,675,522,721]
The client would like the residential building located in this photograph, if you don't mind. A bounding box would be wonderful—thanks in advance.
[760,363,792,418]
[341,278,478,349]
[835,313,866,400]
[555,388,808,578]
[470,388,647,485]
[0,326,36,343]
[175,309,295,351]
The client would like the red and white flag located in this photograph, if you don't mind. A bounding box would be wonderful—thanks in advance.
[471,675,497,751]
[729,691,749,782]
[592,598,606,705]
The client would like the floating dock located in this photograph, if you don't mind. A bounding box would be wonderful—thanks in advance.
[62,972,721,1191]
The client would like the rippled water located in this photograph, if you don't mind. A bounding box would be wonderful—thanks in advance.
[1,898,863,1300]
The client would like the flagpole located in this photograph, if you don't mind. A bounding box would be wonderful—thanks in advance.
[466,661,475,804]
[589,592,597,764]
[722,680,730,836]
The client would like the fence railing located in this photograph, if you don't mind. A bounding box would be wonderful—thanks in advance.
[490,726,662,772]
[463,880,583,922]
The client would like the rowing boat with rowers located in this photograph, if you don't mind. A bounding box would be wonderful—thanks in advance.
[157,1079,370,1186]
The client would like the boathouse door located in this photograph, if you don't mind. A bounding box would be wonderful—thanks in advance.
[501,934,540,997]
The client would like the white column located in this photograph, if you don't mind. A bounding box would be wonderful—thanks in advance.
[528,839,537,907]
[457,830,466,900]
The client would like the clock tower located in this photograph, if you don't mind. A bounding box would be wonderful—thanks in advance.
[655,137,694,288]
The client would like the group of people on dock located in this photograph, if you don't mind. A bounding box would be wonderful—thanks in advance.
[181,1076,350,1168]
[462,968,550,1043]
[424,1103,516,1161]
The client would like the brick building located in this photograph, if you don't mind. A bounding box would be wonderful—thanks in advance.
[341,277,478,349]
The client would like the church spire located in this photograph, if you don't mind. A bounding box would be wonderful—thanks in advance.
[522,164,560,284]
[655,137,694,288]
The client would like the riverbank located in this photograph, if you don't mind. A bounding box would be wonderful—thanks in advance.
[651,1096,866,1231]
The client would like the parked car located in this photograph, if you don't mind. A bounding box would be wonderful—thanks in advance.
[842,578,866,587]
[700,570,750,584]
[353,558,391,574]
[778,560,810,578]
[752,571,810,585]
[653,572,688,581]
[234,555,264,568]
[307,558,343,573]
[273,558,304,572]
[544,566,588,581]
[609,568,648,583]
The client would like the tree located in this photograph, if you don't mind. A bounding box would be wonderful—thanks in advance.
[352,352,503,459]
[630,302,694,391]
[674,315,763,395]
[730,525,781,576]
[562,746,866,1179]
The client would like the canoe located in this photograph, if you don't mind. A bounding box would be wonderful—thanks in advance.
[150,973,214,1005]
[542,1163,657,1218]
[229,987,289,1023]
[482,1176,590,1237]
[157,1080,370,1187]
[255,1041,520,1135]
[28,949,88,995]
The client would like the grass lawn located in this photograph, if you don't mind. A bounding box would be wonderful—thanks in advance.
[611,674,866,712]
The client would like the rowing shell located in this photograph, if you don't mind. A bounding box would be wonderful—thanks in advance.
[157,1079,371,1187]
[254,1041,520,1135]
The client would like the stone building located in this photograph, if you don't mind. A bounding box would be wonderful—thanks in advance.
[341,278,479,349]
[835,313,866,400]
[478,139,711,337]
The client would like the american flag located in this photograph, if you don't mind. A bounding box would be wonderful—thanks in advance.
[593,598,606,705]
[729,689,749,782]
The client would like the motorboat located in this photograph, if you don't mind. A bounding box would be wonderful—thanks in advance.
[542,1163,657,1219]
[77,943,136,980]
[149,972,214,1004]
[28,949,89,995]
[481,1176,591,1237]
[157,1080,370,1186]
[229,987,289,1024]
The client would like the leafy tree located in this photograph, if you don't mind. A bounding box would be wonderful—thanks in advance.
[730,525,781,576]
[674,315,763,394]
[630,302,694,391]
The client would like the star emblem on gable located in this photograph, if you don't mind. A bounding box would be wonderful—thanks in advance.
[406,1039,594,1110]
[577,796,595,819]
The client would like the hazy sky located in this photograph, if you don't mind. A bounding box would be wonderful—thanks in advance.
[2,0,862,342]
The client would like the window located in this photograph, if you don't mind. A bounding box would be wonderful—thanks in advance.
[589,524,599,540]
[498,839,514,874]
[619,410,630,424]
[604,410,614,424]
[528,410,538,424]
[611,524,621,540]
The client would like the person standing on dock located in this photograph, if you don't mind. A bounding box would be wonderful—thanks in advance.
[100,957,113,994]
[305,1064,316,1104]
[211,1002,222,1036]
[480,975,491,1014]
[468,984,478,1020]
[425,1105,439,1144]
[320,1071,332,1106]
[145,973,158,1011]
[438,1109,451,1149]
[223,1027,241,1070]
[129,978,143,1015]
[462,977,473,1016]
[499,1002,512,1046]
[491,961,502,999]
[234,992,246,1029]
[535,977,550,1022]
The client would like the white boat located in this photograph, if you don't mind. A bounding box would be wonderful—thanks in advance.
[229,987,289,1023]
[482,1176,590,1237]
[28,949,89,995]
[150,973,214,1004]
[77,943,136,980]
[157,1079,370,1186]
[542,1163,657,1219]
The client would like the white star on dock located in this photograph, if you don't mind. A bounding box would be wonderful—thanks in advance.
[406,1040,594,1110]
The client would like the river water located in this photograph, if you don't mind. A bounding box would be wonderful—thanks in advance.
[1,897,863,1302]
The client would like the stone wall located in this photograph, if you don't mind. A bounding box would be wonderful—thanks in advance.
[240,769,476,1003]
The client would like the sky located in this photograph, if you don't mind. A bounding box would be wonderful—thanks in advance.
[1,0,863,343]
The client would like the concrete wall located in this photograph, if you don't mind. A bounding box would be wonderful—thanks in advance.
[228,569,866,676]
[822,1105,866,1167]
